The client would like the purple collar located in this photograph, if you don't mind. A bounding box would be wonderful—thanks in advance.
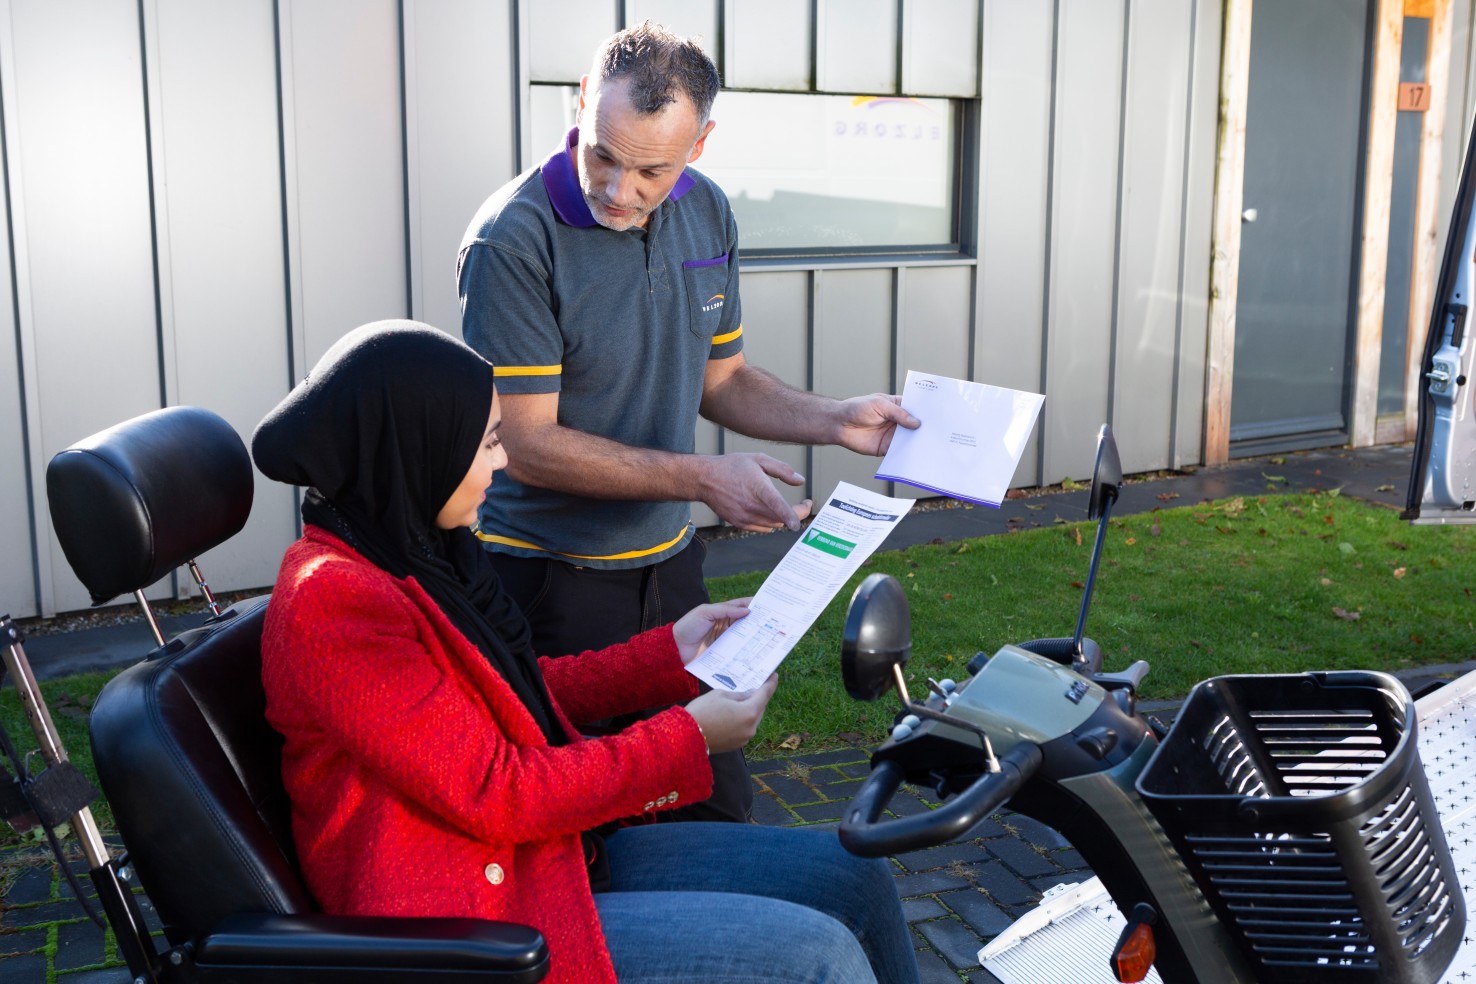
[540,126,697,228]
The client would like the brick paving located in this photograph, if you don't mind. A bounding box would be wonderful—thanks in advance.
[0,748,1090,983]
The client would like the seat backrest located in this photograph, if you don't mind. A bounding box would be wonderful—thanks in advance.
[90,600,314,938]
[44,405,310,938]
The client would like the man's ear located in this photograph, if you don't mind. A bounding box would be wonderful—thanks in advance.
[687,119,717,164]
[576,75,590,124]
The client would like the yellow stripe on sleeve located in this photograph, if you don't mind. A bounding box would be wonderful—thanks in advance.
[493,364,562,377]
[711,326,743,345]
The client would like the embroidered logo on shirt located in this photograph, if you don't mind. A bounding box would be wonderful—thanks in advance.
[701,294,725,313]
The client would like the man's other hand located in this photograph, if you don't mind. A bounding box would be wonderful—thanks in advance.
[698,452,813,532]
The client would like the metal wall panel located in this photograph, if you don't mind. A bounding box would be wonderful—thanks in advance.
[1172,0,1220,469]
[529,0,614,82]
[724,269,812,511]
[812,268,893,496]
[895,264,973,498]
[1113,0,1191,474]
[818,0,898,94]
[405,0,518,337]
[975,0,1053,486]
[10,1,162,614]
[0,94,33,617]
[1044,0,1124,484]
[281,0,409,367]
[149,0,296,594]
[626,0,719,53]
[903,0,981,97]
[725,0,813,90]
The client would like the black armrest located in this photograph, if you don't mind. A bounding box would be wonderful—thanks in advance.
[192,912,548,983]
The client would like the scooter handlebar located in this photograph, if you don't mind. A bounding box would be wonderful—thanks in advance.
[838,742,1044,857]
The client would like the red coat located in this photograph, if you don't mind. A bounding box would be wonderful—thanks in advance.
[261,528,712,984]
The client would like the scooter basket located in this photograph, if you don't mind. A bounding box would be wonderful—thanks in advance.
[1137,672,1463,983]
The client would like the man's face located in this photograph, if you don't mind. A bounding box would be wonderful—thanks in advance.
[573,75,715,232]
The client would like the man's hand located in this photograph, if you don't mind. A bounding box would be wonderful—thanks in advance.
[685,674,779,753]
[698,452,813,532]
[673,597,752,665]
[830,394,921,456]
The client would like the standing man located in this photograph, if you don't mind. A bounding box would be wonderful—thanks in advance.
[457,22,917,823]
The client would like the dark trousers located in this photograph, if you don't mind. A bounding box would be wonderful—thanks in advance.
[490,538,753,823]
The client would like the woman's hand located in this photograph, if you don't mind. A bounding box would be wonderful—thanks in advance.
[685,674,779,753]
[673,597,752,665]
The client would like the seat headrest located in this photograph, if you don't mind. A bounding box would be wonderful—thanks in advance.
[46,406,253,606]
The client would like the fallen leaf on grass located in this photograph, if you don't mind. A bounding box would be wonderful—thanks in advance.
[1332,607,1361,622]
[1393,568,1407,579]
[1150,523,1162,537]
[1071,580,1085,589]
[942,593,954,600]
[1072,527,1082,546]
[1125,537,1137,546]
[1338,542,1356,555]
[779,733,808,751]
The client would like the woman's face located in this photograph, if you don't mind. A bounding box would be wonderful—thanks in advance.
[435,389,507,530]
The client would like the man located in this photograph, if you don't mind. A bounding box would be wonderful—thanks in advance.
[457,22,917,823]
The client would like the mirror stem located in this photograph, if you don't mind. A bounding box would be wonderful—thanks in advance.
[892,663,912,708]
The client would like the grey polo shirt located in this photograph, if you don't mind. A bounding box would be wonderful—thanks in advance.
[457,126,745,569]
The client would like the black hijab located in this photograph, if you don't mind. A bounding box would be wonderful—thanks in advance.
[251,320,567,746]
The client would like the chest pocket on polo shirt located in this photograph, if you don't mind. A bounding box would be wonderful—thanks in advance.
[681,253,730,341]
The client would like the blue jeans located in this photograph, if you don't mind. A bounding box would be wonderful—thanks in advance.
[594,823,918,983]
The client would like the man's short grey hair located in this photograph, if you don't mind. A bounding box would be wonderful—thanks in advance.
[591,21,721,125]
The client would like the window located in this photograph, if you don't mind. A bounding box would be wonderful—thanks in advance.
[529,85,962,255]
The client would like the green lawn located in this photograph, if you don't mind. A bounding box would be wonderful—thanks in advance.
[3,489,1473,844]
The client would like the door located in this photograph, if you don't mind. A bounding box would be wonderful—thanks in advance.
[1406,100,1476,524]
[1231,0,1372,455]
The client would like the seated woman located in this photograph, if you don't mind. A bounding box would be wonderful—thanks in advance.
[251,320,918,984]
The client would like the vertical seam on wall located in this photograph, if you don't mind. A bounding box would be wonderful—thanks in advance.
[398,0,414,319]
[136,0,167,411]
[893,0,904,95]
[0,0,43,615]
[272,0,304,536]
[1170,0,1201,463]
[806,268,818,502]
[1039,0,1061,486]
[272,0,296,386]
[890,266,902,496]
[512,0,526,172]
[1107,0,1131,429]
[715,0,727,82]
[809,0,819,91]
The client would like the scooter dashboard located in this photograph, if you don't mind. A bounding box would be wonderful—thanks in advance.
[871,644,1115,790]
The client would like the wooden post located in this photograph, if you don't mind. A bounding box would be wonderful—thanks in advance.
[1350,0,1404,448]
[1401,0,1453,441]
[1204,0,1253,466]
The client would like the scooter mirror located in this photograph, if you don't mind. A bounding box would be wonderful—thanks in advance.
[1088,424,1122,521]
[841,573,912,701]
